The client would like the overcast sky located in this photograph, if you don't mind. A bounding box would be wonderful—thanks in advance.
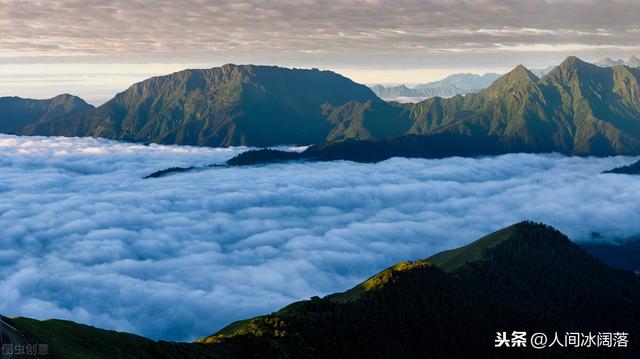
[1,0,640,104]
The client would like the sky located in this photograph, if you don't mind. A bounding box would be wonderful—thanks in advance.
[1,134,640,341]
[1,0,640,104]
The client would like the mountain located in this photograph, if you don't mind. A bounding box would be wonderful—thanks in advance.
[200,221,640,358]
[415,72,502,92]
[19,64,408,147]
[13,57,640,155]
[408,57,640,155]
[370,72,501,102]
[627,55,640,68]
[231,56,640,162]
[5,222,640,358]
[226,134,521,165]
[531,65,556,77]
[0,94,93,134]
[596,55,640,68]
[604,158,640,174]
[369,84,423,99]
[596,57,625,68]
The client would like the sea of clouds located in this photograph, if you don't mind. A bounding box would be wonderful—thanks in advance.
[1,134,639,341]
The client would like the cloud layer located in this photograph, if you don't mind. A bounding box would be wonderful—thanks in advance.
[1,0,640,67]
[3,1,640,104]
[1,134,639,341]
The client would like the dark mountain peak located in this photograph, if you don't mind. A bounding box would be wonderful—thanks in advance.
[604,158,640,174]
[427,221,568,272]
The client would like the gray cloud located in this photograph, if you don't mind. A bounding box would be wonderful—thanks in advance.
[1,134,640,341]
[1,0,640,68]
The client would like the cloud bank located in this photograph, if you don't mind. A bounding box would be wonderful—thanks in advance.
[1,134,639,341]
[1,0,640,68]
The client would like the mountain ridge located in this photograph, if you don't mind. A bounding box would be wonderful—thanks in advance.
[0,94,93,134]
[369,72,501,101]
[596,55,640,68]
[6,222,640,358]
[19,64,386,147]
[409,57,640,155]
[7,56,640,156]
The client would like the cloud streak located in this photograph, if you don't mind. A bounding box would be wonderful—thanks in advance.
[3,1,640,103]
[1,134,639,341]
[1,0,640,67]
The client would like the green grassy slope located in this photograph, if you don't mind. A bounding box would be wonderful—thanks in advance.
[9,318,157,359]
[199,221,640,358]
[410,57,640,155]
[21,65,392,147]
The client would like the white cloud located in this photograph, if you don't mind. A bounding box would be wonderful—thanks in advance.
[0,134,639,341]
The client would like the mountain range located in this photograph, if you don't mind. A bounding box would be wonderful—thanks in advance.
[17,65,387,147]
[230,56,640,163]
[596,55,640,68]
[369,73,501,101]
[0,94,93,134]
[405,57,640,155]
[371,57,640,102]
[3,56,640,156]
[4,222,639,358]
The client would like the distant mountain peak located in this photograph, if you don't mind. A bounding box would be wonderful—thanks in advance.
[595,55,640,68]
[627,55,640,67]
[596,56,624,67]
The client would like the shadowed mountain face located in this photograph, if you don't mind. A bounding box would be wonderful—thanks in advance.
[19,65,403,147]
[226,134,522,166]
[8,222,640,358]
[0,94,93,134]
[581,239,640,273]
[16,57,640,155]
